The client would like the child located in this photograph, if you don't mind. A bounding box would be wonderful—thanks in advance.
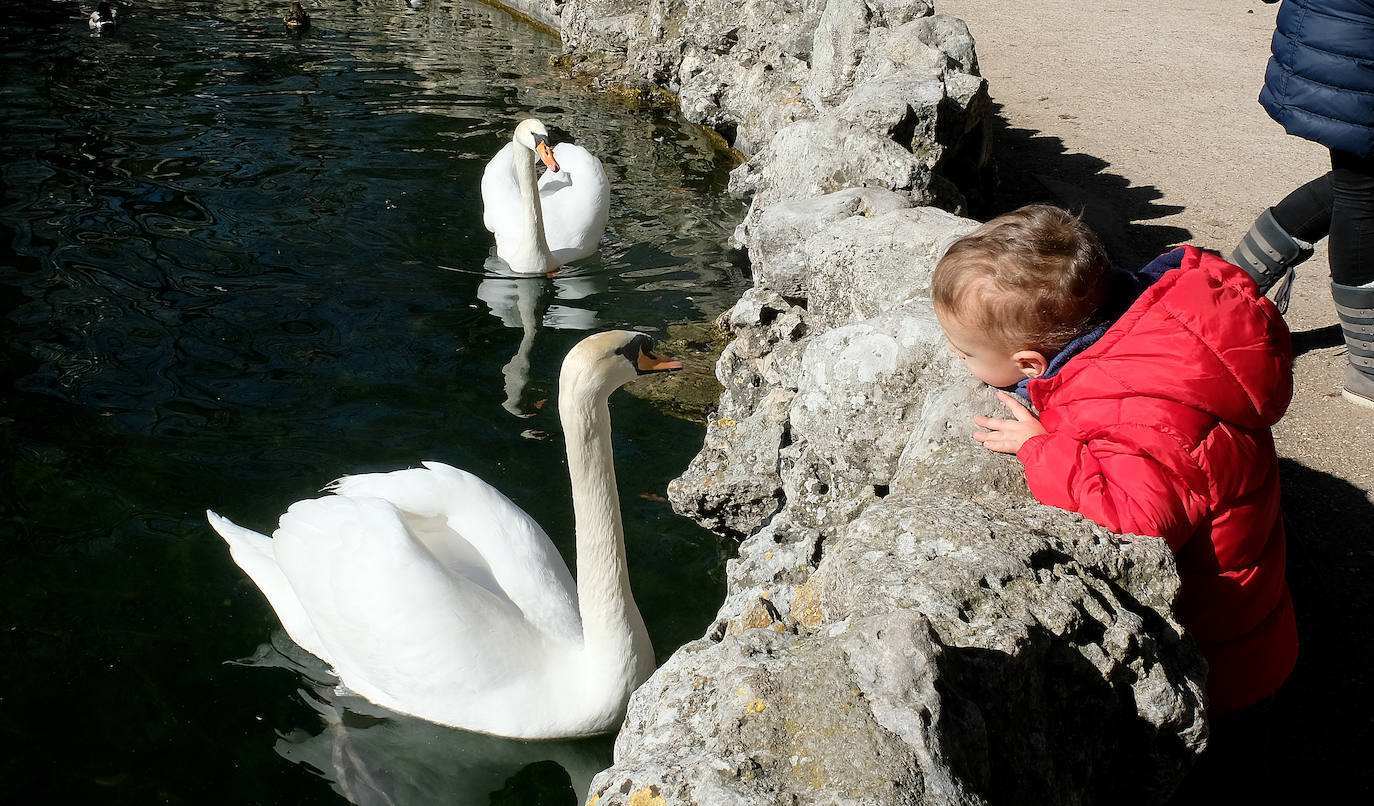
[932,204,1297,715]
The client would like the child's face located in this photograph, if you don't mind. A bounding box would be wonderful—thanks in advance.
[935,305,1037,389]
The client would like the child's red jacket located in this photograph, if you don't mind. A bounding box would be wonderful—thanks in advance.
[1020,245,1297,714]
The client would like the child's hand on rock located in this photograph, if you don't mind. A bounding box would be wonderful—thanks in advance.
[973,391,1046,454]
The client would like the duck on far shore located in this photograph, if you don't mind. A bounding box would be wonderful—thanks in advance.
[284,2,310,32]
[88,2,118,30]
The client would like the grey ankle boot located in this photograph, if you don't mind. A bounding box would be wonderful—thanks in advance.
[1332,281,1374,410]
[1230,209,1315,313]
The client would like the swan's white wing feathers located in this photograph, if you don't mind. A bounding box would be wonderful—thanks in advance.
[271,495,544,704]
[207,510,332,663]
[326,463,582,644]
[538,143,609,262]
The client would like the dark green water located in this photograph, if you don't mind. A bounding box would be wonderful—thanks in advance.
[0,2,747,802]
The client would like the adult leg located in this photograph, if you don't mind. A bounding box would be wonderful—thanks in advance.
[1271,174,1334,246]
[1328,150,1374,408]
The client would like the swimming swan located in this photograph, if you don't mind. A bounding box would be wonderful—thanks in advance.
[481,119,610,274]
[207,331,681,739]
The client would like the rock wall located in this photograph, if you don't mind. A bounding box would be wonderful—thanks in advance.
[558,0,995,217]
[493,1,1211,802]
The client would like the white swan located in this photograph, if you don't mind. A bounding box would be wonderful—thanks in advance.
[207,330,682,739]
[481,119,610,274]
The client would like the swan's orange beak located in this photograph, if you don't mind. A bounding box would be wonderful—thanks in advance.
[535,138,559,172]
[637,350,683,374]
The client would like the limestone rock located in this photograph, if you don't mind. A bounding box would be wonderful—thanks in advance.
[737,187,913,299]
[788,304,951,488]
[792,205,976,328]
[561,0,819,156]
[559,0,993,216]
[727,117,930,210]
[589,615,987,806]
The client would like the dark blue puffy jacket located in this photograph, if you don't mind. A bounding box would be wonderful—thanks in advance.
[1259,0,1374,157]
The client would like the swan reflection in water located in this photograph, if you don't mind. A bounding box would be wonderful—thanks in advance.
[238,634,613,806]
[476,261,607,418]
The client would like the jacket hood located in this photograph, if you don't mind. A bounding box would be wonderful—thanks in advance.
[1030,247,1293,430]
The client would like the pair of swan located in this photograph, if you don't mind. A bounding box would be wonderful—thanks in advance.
[481,119,610,275]
[207,331,681,739]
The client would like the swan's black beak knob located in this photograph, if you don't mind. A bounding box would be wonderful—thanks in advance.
[618,334,682,375]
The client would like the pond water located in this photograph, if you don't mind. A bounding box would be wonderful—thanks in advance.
[0,2,748,802]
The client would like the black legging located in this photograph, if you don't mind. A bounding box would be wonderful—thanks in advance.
[1270,149,1374,287]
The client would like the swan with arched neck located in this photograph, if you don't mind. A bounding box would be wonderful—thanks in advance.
[207,330,681,739]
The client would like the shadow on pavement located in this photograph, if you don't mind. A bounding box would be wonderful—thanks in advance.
[1169,458,1373,803]
[980,103,1192,269]
[1291,323,1345,355]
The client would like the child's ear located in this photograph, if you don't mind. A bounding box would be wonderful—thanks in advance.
[1012,350,1049,379]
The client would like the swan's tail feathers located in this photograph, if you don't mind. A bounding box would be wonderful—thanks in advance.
[205,510,331,664]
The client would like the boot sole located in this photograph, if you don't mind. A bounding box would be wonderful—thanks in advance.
[1342,388,1374,410]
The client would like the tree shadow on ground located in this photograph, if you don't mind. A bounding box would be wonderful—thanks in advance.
[1168,458,1374,803]
[979,103,1192,270]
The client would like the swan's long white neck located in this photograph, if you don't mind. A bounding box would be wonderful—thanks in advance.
[510,148,555,272]
[559,367,653,688]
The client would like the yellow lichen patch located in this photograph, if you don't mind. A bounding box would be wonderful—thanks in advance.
[747,699,768,713]
[628,786,668,806]
[790,578,825,628]
[714,418,737,428]
[586,796,599,806]
[764,551,774,559]
[728,597,781,635]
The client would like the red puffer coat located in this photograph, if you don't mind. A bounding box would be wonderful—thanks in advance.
[1020,246,1297,714]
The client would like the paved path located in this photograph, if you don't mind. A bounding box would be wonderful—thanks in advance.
[936,1,1370,798]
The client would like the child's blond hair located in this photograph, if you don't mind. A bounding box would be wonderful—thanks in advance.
[933,205,1114,353]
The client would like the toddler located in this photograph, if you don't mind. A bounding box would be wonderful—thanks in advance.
[932,205,1297,714]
